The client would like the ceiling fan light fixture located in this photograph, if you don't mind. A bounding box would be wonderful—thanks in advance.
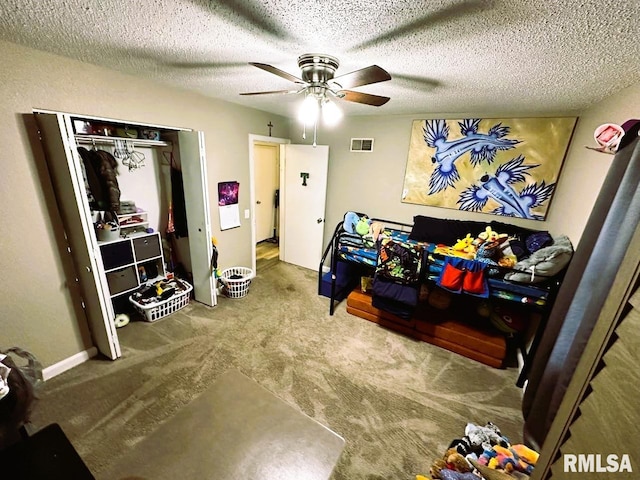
[322,98,342,126]
[243,53,389,143]
[298,94,319,126]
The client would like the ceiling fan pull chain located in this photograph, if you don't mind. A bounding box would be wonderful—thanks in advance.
[302,123,307,140]
[313,121,317,147]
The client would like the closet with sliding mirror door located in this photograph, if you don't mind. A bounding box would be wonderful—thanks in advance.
[34,110,216,360]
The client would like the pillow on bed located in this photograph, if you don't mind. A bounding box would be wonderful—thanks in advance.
[503,235,573,284]
[409,215,484,245]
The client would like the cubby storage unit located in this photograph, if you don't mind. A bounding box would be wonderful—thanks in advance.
[99,232,165,299]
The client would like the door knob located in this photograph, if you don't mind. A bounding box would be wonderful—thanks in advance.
[317,218,323,224]
[256,200,262,204]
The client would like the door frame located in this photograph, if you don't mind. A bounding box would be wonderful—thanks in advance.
[248,134,290,275]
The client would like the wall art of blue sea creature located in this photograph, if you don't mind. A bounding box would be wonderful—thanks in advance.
[457,156,556,220]
[423,118,520,194]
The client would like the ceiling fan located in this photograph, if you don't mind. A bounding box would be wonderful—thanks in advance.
[240,53,392,107]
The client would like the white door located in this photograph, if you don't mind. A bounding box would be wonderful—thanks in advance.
[254,143,279,242]
[35,113,121,359]
[178,131,216,307]
[280,144,329,271]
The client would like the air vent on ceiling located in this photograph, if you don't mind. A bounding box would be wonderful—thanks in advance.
[350,138,374,152]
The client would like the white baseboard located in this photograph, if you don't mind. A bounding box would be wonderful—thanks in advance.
[42,347,98,381]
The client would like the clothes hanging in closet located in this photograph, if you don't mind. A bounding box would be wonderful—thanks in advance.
[77,147,121,212]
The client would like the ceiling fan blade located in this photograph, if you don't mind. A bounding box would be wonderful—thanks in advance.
[331,65,391,89]
[250,62,305,84]
[338,90,390,107]
[239,89,299,96]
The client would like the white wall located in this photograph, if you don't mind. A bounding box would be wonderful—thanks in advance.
[113,146,163,233]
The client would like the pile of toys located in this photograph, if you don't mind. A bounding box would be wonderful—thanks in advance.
[416,422,539,480]
[435,226,518,270]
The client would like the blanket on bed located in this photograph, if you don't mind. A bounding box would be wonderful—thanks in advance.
[371,238,425,319]
[375,238,424,284]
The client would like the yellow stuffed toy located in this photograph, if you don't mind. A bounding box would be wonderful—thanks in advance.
[478,226,499,242]
[452,234,476,259]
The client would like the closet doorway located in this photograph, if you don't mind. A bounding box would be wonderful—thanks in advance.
[35,111,215,359]
[249,135,289,274]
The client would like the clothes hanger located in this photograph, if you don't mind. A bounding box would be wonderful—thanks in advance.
[114,139,145,171]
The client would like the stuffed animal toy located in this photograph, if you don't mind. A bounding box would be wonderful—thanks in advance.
[449,422,508,457]
[470,458,519,480]
[511,443,539,467]
[430,459,449,478]
[431,449,473,478]
[477,226,508,244]
[489,304,528,334]
[369,221,384,242]
[453,234,473,251]
[475,241,501,263]
[444,449,473,473]
[478,444,537,474]
[452,234,476,259]
[464,422,509,453]
[355,215,371,236]
[449,436,474,457]
[497,254,516,269]
[343,211,360,234]
[478,226,498,242]
[486,445,518,473]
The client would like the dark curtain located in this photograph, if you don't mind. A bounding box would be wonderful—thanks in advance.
[522,127,640,451]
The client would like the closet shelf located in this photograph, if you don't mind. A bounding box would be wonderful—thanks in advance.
[75,134,170,148]
[118,211,150,232]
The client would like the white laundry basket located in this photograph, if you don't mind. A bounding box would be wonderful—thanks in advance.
[130,280,193,322]
[221,267,254,298]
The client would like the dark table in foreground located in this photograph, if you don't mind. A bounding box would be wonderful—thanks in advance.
[0,423,95,479]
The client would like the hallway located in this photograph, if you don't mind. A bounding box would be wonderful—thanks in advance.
[256,239,279,271]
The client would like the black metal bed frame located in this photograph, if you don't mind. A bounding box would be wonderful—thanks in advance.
[317,216,566,387]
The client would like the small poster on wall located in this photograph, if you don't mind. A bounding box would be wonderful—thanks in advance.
[218,181,240,230]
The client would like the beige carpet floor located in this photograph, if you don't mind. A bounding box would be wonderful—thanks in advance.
[31,261,525,479]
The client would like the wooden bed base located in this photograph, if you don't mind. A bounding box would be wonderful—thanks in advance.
[346,287,508,368]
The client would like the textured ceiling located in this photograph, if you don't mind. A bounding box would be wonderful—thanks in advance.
[1,0,639,118]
